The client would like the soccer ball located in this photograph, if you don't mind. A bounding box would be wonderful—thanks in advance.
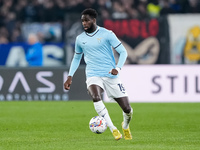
[89,116,107,134]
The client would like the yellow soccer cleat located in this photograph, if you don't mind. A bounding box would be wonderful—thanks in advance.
[122,122,132,140]
[112,129,122,140]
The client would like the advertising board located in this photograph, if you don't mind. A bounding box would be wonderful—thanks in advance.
[0,67,90,101]
[104,65,200,102]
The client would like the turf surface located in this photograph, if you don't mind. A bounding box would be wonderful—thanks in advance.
[0,101,200,150]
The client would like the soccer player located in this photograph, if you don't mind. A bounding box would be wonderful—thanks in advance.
[64,8,133,140]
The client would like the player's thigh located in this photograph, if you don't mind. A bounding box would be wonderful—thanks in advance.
[86,77,104,101]
[88,85,104,98]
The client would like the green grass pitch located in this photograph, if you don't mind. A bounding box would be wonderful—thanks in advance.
[0,101,200,150]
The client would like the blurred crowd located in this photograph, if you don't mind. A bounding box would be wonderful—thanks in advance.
[0,0,200,43]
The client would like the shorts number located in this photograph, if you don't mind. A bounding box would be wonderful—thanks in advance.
[118,83,125,93]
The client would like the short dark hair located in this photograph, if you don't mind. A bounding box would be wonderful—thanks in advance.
[81,8,98,19]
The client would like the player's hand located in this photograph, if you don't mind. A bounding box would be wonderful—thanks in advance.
[64,76,72,90]
[109,68,118,75]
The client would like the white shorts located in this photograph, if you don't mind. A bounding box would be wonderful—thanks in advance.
[86,77,128,100]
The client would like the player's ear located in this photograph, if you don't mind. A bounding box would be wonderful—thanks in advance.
[93,18,96,24]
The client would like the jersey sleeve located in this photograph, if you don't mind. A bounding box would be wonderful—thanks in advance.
[75,36,83,54]
[107,31,121,48]
[68,53,82,76]
[115,44,127,69]
[107,31,127,69]
[68,37,83,76]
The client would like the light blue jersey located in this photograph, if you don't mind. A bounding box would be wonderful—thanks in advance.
[69,26,127,79]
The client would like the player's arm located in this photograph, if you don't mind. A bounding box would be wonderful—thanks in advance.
[64,38,83,90]
[114,43,127,69]
[108,31,127,75]
[64,52,82,90]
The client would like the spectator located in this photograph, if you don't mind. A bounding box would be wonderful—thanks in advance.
[42,0,56,22]
[0,35,9,44]
[147,0,161,17]
[100,8,110,19]
[169,0,182,13]
[137,0,149,18]
[10,28,23,42]
[54,0,67,21]
[184,0,200,13]
[97,0,112,19]
[112,1,128,19]
[121,0,139,18]
[5,12,17,40]
[160,0,176,15]
[25,33,43,66]
[0,0,200,43]
[0,27,9,43]
[13,0,28,22]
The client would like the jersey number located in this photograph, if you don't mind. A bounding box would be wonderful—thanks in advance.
[118,83,125,93]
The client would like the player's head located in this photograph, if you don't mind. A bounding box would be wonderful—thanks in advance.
[81,8,98,33]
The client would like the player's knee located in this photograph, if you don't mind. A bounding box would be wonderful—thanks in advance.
[123,106,131,114]
[91,95,101,102]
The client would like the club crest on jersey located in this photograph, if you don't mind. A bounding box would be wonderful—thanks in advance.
[97,38,102,43]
